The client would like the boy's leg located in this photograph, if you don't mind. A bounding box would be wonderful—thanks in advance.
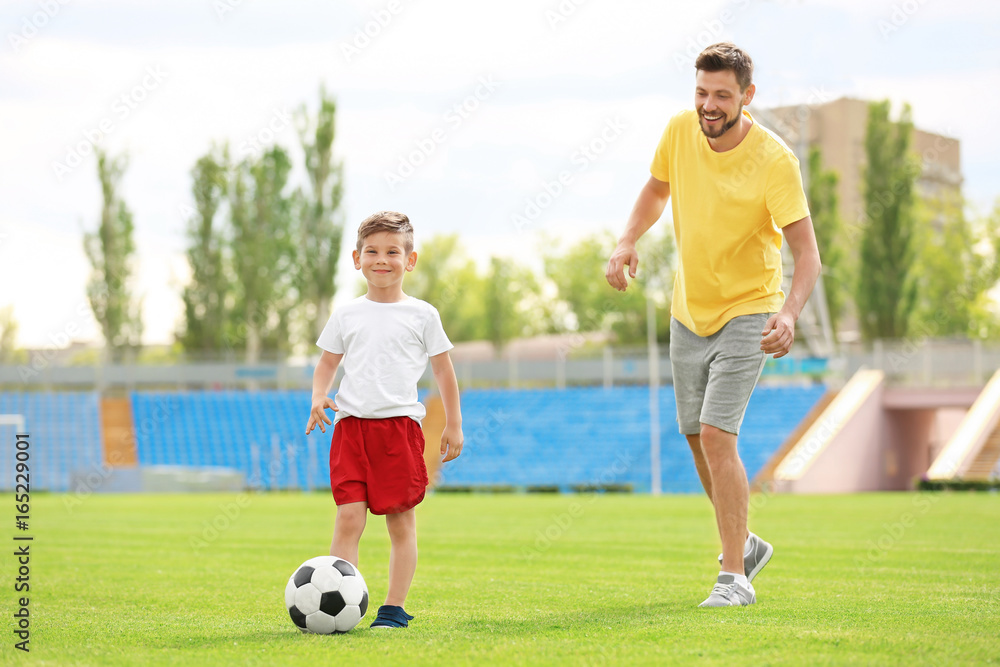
[384,508,417,607]
[331,501,368,567]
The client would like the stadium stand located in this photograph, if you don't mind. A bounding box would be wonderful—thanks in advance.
[131,390,327,491]
[443,385,828,493]
[0,392,104,492]
[129,385,827,494]
[769,368,1000,492]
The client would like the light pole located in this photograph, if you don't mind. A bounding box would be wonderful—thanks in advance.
[647,289,662,496]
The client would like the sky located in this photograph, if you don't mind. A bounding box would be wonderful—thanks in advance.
[2,0,998,350]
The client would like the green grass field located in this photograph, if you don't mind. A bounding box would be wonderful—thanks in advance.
[5,491,998,665]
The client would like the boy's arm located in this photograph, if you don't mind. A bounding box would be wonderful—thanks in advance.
[430,351,463,462]
[306,350,343,435]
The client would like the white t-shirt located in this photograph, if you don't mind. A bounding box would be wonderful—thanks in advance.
[316,296,453,423]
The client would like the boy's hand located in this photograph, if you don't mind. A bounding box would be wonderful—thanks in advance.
[440,425,464,462]
[306,396,339,435]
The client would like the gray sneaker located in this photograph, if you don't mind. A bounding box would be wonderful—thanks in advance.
[717,532,773,583]
[699,574,756,607]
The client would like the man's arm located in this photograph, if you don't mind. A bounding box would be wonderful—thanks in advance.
[430,351,464,462]
[760,215,822,358]
[605,175,671,291]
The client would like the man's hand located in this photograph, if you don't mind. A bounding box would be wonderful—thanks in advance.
[606,242,639,292]
[306,396,338,434]
[761,311,796,358]
[440,424,464,463]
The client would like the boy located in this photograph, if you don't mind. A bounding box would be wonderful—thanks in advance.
[305,211,464,628]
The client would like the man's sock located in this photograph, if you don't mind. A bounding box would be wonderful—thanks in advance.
[721,571,749,588]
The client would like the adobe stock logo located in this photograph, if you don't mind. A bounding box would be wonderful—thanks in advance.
[383,75,500,191]
[340,0,410,63]
[7,0,71,53]
[51,65,169,181]
[511,116,627,232]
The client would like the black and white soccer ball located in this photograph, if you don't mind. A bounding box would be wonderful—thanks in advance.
[285,556,369,634]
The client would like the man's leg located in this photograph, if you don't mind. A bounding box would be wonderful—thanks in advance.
[699,424,749,576]
[685,434,713,500]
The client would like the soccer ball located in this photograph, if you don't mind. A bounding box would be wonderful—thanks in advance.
[285,556,369,634]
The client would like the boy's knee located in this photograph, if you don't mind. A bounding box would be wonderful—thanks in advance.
[385,510,416,538]
[336,507,367,534]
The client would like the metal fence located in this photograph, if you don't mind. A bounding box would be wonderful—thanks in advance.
[2,339,997,391]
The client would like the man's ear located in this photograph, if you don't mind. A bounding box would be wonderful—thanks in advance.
[743,83,756,106]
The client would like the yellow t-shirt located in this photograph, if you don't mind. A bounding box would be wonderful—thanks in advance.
[650,108,809,336]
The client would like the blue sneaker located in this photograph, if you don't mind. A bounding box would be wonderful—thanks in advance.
[370,605,414,628]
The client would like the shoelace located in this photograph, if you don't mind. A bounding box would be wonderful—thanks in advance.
[710,582,737,598]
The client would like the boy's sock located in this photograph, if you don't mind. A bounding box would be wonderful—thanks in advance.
[370,605,413,628]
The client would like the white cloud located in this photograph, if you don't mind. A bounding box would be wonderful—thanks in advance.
[1,0,997,347]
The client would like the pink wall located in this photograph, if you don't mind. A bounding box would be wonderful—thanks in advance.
[775,385,979,493]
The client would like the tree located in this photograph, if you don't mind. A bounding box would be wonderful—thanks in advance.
[84,149,142,363]
[543,229,674,345]
[405,234,487,343]
[856,100,920,342]
[913,196,1000,339]
[483,256,542,351]
[807,145,848,337]
[227,147,297,362]
[180,146,230,356]
[294,87,345,341]
[0,305,24,364]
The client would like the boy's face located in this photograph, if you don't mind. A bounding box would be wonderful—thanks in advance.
[352,231,417,291]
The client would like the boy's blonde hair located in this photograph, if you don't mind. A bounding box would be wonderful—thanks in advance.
[356,211,414,254]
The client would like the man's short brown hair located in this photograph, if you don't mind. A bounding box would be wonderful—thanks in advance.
[356,211,414,254]
[695,42,754,92]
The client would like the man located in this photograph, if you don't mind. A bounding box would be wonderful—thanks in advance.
[605,42,821,607]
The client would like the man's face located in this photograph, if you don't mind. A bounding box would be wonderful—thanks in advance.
[695,69,750,139]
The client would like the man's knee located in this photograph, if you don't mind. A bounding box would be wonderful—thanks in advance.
[699,424,738,461]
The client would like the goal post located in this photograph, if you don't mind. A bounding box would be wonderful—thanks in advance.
[0,413,27,491]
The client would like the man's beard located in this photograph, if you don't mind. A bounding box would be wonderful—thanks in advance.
[699,106,741,139]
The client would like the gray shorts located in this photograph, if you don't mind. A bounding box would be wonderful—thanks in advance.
[669,313,770,436]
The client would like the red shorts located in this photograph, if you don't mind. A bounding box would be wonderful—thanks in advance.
[329,416,428,515]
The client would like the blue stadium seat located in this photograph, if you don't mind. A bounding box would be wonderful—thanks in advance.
[440,384,827,493]
[128,384,826,494]
[0,392,103,492]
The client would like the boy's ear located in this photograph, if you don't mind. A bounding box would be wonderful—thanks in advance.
[352,249,361,269]
[406,251,418,271]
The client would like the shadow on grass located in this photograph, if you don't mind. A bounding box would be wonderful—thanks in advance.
[455,599,764,636]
